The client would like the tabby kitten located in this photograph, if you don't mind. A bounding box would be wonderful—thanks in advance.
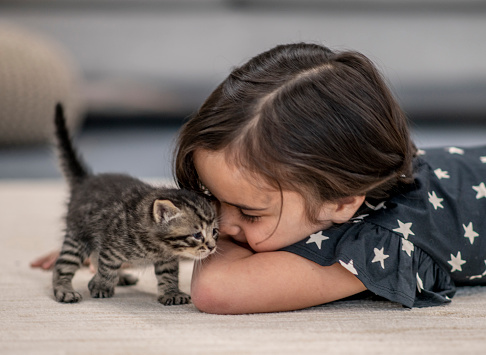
[52,104,218,305]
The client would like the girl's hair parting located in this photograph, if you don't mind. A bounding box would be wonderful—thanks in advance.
[174,42,417,223]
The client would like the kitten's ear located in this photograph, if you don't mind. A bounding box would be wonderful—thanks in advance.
[153,199,181,224]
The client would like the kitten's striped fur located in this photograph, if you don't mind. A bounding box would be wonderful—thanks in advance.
[52,104,218,305]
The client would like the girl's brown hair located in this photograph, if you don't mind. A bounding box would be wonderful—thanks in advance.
[174,43,416,223]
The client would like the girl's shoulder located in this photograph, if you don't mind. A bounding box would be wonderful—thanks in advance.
[362,145,486,283]
[416,145,486,176]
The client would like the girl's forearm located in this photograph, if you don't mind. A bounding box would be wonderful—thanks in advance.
[190,237,366,314]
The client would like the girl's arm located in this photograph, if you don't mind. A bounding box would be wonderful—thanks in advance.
[191,236,366,314]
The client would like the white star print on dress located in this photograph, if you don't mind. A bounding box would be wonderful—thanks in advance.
[472,182,486,199]
[339,260,358,275]
[434,168,450,180]
[372,247,389,269]
[306,232,329,250]
[468,261,486,280]
[463,222,479,244]
[393,220,415,239]
[428,191,444,210]
[365,201,386,211]
[416,273,424,293]
[401,239,414,257]
[448,251,466,272]
[350,214,369,223]
[447,147,465,155]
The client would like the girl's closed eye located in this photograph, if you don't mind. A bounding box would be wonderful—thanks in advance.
[238,209,262,223]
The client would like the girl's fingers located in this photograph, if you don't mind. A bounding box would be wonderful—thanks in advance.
[30,250,60,270]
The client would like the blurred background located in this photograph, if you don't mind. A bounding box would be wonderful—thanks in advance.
[1,0,485,181]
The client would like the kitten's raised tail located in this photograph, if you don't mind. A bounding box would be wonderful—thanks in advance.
[54,103,90,186]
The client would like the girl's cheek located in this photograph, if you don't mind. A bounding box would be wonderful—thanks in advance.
[244,228,276,252]
[247,222,298,252]
[240,227,267,248]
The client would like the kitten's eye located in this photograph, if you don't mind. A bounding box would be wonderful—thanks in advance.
[192,232,204,240]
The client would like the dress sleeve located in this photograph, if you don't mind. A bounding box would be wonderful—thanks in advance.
[281,221,456,308]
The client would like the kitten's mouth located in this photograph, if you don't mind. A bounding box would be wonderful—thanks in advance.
[196,248,217,259]
[176,248,216,260]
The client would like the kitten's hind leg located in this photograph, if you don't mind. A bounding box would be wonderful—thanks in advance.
[88,250,122,299]
[117,271,138,286]
[52,238,85,303]
[154,258,190,305]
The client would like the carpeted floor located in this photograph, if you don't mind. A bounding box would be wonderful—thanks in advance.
[1,179,486,354]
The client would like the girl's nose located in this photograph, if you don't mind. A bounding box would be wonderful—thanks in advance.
[218,206,242,238]
[218,222,242,238]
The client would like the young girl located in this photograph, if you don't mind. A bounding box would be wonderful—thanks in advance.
[173,42,486,314]
[34,43,486,314]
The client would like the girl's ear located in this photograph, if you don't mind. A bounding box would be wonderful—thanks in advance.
[153,199,181,224]
[321,195,366,224]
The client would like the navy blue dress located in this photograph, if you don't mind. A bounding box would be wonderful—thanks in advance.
[282,146,486,307]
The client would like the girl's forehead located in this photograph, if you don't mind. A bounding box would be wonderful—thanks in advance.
[193,148,277,194]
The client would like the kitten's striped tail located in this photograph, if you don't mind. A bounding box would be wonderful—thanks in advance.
[54,103,90,186]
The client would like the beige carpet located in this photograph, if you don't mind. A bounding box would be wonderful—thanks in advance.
[1,179,486,355]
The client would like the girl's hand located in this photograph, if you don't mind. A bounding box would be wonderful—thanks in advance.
[30,250,60,270]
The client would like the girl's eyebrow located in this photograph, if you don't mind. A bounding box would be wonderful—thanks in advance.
[223,200,268,211]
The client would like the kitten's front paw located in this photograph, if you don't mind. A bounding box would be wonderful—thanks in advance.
[158,292,191,306]
[88,279,115,299]
[54,288,83,303]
